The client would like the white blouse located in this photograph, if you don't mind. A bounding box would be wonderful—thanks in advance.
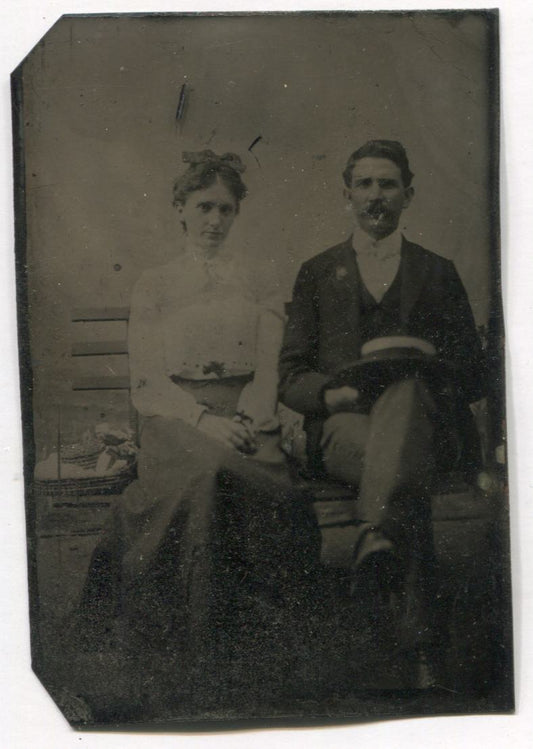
[129,248,284,427]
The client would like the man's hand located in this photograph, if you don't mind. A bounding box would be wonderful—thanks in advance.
[197,413,257,453]
[323,385,361,414]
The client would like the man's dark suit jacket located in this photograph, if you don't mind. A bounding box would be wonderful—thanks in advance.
[279,236,485,474]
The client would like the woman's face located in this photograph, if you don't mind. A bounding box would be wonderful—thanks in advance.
[178,177,238,252]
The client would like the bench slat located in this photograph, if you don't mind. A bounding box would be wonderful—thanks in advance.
[72,307,130,322]
[72,376,131,391]
[72,340,128,356]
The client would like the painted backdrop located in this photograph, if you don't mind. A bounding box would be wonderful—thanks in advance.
[17,12,496,451]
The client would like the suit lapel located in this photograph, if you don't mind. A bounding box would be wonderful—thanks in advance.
[337,238,361,306]
[322,238,362,361]
[400,238,429,324]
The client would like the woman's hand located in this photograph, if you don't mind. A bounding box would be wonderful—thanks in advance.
[197,412,257,453]
[235,380,278,431]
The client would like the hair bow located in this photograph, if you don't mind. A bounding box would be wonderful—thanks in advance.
[182,149,246,174]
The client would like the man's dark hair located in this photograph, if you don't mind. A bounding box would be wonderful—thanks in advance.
[342,140,414,188]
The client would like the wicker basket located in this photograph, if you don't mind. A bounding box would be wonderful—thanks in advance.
[34,463,137,497]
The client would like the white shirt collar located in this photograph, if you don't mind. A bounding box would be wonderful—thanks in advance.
[351,226,403,260]
[184,239,233,265]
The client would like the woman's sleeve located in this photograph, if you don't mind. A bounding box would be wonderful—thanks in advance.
[253,306,285,383]
[236,306,284,429]
[128,271,208,426]
[235,262,286,428]
[244,258,287,322]
[258,293,286,323]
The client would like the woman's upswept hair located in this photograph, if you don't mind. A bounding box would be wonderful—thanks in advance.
[172,150,247,210]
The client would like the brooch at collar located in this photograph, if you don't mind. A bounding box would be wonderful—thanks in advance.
[335,265,348,281]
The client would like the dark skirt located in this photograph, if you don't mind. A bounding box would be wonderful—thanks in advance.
[79,379,320,704]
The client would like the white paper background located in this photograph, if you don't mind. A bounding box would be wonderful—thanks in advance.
[1,2,531,747]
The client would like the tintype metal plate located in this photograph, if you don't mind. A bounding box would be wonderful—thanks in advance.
[12,11,513,730]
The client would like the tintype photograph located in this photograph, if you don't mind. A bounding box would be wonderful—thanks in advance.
[12,10,513,729]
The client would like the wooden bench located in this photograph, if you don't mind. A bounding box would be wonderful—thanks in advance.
[71,306,131,392]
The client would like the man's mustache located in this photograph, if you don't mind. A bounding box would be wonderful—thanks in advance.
[363,201,389,218]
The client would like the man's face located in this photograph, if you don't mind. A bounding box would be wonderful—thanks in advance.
[344,157,414,240]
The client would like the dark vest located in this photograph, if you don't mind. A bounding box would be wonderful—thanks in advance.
[358,256,404,344]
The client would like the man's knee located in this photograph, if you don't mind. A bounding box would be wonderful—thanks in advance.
[372,377,437,421]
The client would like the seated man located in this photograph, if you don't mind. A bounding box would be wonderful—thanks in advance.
[279,140,485,678]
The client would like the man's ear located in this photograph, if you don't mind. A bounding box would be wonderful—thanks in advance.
[343,188,354,213]
[402,186,414,209]
[176,203,186,231]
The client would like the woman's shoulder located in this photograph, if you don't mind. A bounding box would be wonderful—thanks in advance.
[238,257,286,315]
[130,263,184,319]
[132,259,183,295]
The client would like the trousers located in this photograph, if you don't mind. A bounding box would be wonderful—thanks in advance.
[320,378,454,648]
[321,379,441,532]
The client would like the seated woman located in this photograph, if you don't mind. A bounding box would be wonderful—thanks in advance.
[81,150,319,709]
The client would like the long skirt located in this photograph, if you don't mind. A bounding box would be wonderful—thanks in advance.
[80,379,321,706]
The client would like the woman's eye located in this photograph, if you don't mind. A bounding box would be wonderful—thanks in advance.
[221,205,234,216]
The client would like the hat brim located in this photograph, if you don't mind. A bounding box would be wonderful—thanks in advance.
[332,348,450,392]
